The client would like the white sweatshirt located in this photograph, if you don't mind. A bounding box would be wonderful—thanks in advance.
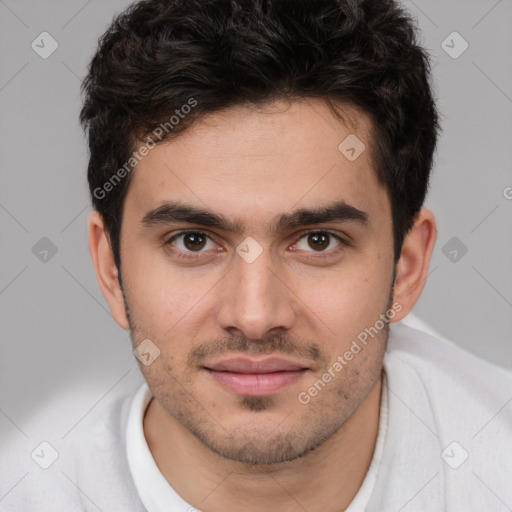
[2,323,511,511]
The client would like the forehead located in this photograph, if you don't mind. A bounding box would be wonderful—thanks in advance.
[124,98,389,230]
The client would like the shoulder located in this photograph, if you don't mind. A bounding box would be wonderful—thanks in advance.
[1,385,145,511]
[386,322,512,389]
[369,323,512,511]
[385,322,512,438]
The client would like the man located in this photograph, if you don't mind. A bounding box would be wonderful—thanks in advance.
[5,0,512,510]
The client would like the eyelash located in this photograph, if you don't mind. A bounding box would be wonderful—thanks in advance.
[163,229,350,261]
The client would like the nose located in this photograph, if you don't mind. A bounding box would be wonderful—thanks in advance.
[215,247,296,341]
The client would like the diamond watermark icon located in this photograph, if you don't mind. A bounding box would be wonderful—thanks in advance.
[442,237,468,263]
[133,338,161,366]
[441,441,469,469]
[32,237,58,263]
[236,236,263,264]
[31,441,59,469]
[31,32,59,59]
[338,134,366,162]
[441,31,468,59]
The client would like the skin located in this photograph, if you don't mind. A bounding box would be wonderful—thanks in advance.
[89,98,436,512]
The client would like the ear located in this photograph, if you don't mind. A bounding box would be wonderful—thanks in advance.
[390,208,437,322]
[88,211,130,330]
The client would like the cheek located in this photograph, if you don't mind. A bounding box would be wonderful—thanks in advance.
[121,245,215,330]
[136,337,193,402]
[292,258,392,342]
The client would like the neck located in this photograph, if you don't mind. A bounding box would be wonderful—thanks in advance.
[143,373,383,512]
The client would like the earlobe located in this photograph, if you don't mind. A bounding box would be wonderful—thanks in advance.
[88,211,130,330]
[390,208,437,322]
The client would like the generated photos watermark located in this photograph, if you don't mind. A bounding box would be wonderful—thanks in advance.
[297,301,403,405]
[93,97,198,200]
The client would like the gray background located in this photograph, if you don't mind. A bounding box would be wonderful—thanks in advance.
[1,0,511,449]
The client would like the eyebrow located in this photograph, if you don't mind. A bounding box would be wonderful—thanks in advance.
[141,200,368,233]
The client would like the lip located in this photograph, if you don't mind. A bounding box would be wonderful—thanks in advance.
[204,357,308,396]
[206,357,307,373]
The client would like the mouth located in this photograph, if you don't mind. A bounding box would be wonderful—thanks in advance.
[203,357,309,396]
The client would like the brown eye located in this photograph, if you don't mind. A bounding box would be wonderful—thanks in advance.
[307,232,330,251]
[294,231,344,254]
[167,231,216,254]
[183,232,207,251]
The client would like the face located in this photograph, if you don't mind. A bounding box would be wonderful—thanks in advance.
[118,99,396,464]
